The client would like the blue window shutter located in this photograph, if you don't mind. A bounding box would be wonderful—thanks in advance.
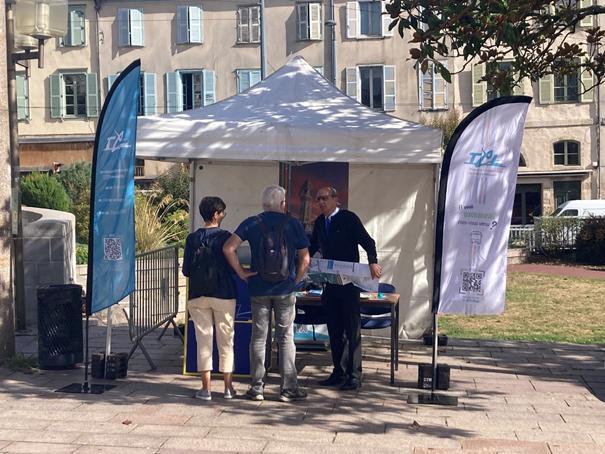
[49,74,63,118]
[189,6,202,43]
[297,3,309,40]
[165,72,182,113]
[383,65,396,111]
[249,70,261,87]
[129,9,144,46]
[107,73,118,95]
[144,72,157,115]
[16,75,29,120]
[69,7,85,46]
[202,69,215,106]
[176,5,188,43]
[236,70,249,93]
[118,9,129,46]
[86,73,99,117]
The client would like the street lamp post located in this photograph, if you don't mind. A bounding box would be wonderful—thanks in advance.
[5,0,67,331]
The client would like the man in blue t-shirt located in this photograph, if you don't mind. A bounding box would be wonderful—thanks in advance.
[223,185,310,402]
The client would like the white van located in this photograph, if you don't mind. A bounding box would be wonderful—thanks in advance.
[552,200,605,218]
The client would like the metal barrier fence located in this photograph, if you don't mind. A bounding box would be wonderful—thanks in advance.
[509,225,536,251]
[126,245,182,370]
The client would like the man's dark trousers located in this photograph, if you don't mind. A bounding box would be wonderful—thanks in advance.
[323,283,361,382]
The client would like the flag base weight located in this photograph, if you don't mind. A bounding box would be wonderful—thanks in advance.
[55,383,116,394]
[407,392,458,406]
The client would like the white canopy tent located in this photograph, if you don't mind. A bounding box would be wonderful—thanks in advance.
[137,56,443,338]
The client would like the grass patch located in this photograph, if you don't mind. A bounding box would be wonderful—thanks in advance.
[440,272,605,344]
[0,354,39,374]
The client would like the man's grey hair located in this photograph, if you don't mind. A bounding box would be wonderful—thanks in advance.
[262,185,286,211]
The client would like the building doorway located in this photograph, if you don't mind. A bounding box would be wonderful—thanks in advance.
[512,184,542,225]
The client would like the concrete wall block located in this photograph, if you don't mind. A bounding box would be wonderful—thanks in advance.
[37,262,67,285]
[23,238,51,262]
[23,220,67,238]
[24,286,38,326]
[50,238,66,261]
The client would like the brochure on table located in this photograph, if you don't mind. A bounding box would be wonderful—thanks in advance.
[308,258,379,292]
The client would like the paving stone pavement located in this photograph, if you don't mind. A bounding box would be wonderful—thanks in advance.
[2,318,604,453]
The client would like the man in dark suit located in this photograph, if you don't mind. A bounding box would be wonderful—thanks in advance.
[309,186,381,391]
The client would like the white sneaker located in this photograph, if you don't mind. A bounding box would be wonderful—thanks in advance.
[224,388,237,399]
[195,389,212,401]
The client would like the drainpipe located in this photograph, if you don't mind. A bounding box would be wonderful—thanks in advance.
[326,0,337,85]
[259,0,267,79]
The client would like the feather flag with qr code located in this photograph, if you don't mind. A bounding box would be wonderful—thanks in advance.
[433,96,531,315]
[87,60,140,314]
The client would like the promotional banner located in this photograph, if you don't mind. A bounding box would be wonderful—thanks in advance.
[435,96,531,315]
[87,60,141,314]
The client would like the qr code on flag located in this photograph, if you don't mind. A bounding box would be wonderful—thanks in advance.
[460,270,484,295]
[103,237,123,261]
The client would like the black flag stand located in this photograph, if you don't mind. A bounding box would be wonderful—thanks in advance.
[55,300,115,395]
[407,312,458,406]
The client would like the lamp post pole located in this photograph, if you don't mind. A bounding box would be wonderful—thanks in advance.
[1,0,16,358]
[5,0,26,331]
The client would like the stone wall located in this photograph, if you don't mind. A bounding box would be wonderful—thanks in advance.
[23,207,77,327]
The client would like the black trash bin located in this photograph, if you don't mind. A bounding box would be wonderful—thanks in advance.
[37,284,83,369]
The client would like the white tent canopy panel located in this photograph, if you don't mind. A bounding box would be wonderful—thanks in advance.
[136,56,442,164]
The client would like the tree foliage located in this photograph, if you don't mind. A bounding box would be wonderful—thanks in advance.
[151,163,190,214]
[57,161,92,243]
[21,173,71,212]
[386,0,605,90]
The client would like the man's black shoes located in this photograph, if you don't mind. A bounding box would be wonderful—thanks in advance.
[339,379,361,391]
[318,374,345,386]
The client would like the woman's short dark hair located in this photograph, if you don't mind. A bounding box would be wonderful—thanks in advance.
[199,196,226,222]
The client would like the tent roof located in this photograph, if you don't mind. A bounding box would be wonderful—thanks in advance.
[136,56,442,164]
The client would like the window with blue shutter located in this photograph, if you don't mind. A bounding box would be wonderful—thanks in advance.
[49,72,98,118]
[16,74,29,121]
[62,5,86,47]
[237,6,260,43]
[118,8,144,47]
[418,61,448,110]
[177,5,203,44]
[236,69,261,93]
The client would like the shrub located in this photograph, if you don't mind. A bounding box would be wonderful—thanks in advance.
[57,161,92,244]
[135,192,188,252]
[576,217,605,264]
[535,216,583,257]
[420,109,461,149]
[76,243,88,265]
[21,172,71,212]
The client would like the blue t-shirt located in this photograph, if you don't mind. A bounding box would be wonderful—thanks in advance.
[234,212,310,297]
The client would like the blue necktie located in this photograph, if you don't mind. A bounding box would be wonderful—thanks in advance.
[325,216,331,235]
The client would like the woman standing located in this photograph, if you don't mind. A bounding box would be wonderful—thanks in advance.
[182,196,237,400]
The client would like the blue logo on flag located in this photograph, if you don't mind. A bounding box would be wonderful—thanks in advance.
[464,149,505,168]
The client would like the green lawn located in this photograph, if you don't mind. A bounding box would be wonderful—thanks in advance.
[440,272,605,344]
